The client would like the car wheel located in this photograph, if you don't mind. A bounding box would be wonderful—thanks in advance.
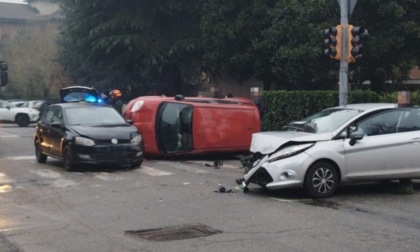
[304,162,338,198]
[62,146,75,171]
[16,114,30,127]
[35,139,47,163]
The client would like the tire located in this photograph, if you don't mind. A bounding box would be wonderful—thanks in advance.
[35,140,47,163]
[62,146,75,171]
[304,162,338,198]
[16,114,30,127]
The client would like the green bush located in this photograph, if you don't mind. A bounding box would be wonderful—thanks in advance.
[261,90,383,131]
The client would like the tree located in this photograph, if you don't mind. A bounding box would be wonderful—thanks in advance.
[201,0,277,90]
[202,0,420,92]
[351,0,420,91]
[0,23,71,99]
[59,0,203,98]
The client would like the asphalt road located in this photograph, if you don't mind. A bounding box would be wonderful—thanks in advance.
[1,123,420,252]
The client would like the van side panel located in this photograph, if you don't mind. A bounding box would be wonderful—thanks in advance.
[193,106,259,152]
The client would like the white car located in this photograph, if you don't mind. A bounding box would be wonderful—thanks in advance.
[237,103,420,198]
[0,99,40,127]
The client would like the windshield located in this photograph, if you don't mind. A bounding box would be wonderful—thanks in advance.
[62,92,98,103]
[66,106,126,125]
[156,102,193,153]
[0,100,16,109]
[286,108,362,133]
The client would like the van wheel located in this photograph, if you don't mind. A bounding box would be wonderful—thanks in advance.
[62,146,75,171]
[304,162,338,198]
[16,114,30,127]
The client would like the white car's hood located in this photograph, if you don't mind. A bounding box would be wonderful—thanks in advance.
[250,131,334,154]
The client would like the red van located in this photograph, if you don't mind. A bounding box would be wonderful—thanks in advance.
[123,95,260,157]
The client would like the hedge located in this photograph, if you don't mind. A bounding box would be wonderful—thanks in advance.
[261,90,420,131]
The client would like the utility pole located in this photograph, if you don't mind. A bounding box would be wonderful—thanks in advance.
[338,0,349,106]
[323,0,367,105]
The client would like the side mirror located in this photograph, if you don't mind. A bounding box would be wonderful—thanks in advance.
[349,132,364,146]
[126,119,134,125]
[6,106,11,110]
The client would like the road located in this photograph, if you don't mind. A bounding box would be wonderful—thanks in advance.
[1,123,420,252]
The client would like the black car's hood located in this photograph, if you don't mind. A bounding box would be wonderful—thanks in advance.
[71,124,137,140]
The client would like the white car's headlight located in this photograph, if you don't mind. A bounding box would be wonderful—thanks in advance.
[268,143,315,162]
[131,133,142,144]
[75,136,95,146]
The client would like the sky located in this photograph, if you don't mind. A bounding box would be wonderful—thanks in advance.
[0,0,26,4]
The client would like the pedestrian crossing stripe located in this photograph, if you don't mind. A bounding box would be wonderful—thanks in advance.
[0,132,19,138]
[139,166,172,176]
[1,156,35,161]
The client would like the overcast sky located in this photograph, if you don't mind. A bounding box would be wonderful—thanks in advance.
[0,0,26,4]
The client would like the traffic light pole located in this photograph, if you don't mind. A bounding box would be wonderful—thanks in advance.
[339,0,349,106]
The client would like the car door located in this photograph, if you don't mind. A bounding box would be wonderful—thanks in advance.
[344,108,420,180]
[38,106,65,157]
[0,100,15,121]
[48,106,65,157]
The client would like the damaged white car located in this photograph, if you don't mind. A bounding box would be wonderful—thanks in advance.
[237,103,420,198]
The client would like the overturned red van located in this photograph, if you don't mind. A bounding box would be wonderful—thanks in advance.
[123,95,260,157]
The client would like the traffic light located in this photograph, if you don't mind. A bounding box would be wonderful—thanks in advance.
[0,61,7,86]
[347,25,369,63]
[322,25,342,60]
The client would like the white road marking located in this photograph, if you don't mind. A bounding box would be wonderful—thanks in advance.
[51,179,78,188]
[0,173,15,184]
[0,132,19,138]
[1,156,36,161]
[32,169,78,188]
[32,169,63,179]
[139,166,172,176]
[0,184,13,193]
[93,172,123,181]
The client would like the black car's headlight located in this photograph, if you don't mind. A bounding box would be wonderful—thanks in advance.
[268,143,315,163]
[75,136,95,146]
[130,133,142,144]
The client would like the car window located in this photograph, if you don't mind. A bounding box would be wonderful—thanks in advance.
[156,102,193,153]
[289,108,361,133]
[0,100,14,108]
[356,110,404,136]
[62,92,98,103]
[396,108,420,133]
[43,107,55,124]
[65,106,126,125]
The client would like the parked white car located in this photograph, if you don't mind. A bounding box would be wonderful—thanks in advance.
[0,99,40,127]
[237,103,420,198]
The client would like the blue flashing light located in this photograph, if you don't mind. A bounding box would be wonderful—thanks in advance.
[84,95,97,103]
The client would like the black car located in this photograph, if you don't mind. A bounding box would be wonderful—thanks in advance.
[34,103,144,170]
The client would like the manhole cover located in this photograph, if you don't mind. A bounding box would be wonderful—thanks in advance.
[125,224,222,241]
